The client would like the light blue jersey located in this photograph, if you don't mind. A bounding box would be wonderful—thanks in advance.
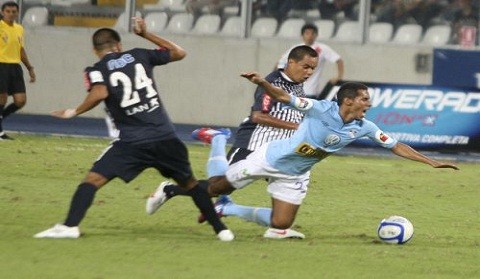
[266,99,397,175]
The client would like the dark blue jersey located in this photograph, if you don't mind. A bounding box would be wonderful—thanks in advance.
[84,48,176,143]
[233,70,305,150]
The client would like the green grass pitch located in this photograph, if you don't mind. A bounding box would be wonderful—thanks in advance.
[1,134,479,278]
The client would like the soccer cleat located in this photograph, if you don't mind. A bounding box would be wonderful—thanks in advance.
[217,229,235,241]
[197,195,232,224]
[263,228,305,239]
[191,127,231,144]
[34,224,80,239]
[146,181,172,215]
[0,133,14,140]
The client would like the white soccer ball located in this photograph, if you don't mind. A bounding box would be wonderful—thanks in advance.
[377,216,414,244]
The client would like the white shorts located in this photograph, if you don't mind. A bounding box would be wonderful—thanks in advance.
[225,144,310,205]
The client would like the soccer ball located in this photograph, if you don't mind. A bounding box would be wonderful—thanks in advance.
[377,216,414,244]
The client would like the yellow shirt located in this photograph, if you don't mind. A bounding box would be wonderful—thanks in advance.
[0,20,24,63]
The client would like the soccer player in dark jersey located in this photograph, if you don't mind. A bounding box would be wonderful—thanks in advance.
[34,17,234,241]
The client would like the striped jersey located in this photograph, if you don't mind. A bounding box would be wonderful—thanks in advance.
[233,70,305,151]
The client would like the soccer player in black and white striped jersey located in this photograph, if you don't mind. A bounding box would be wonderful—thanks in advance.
[228,45,319,165]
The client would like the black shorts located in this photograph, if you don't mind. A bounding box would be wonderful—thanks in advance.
[91,138,193,185]
[227,147,253,165]
[0,63,26,95]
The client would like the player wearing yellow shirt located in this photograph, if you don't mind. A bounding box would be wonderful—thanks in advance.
[0,1,35,140]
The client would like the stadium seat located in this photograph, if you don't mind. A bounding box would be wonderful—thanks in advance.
[191,14,221,34]
[369,22,393,43]
[165,13,194,34]
[306,9,320,18]
[421,25,451,46]
[392,24,423,44]
[145,12,169,33]
[161,0,186,12]
[333,21,361,42]
[223,5,239,16]
[220,16,242,37]
[314,19,335,40]
[251,17,277,38]
[276,18,305,39]
[22,7,49,27]
[115,11,142,32]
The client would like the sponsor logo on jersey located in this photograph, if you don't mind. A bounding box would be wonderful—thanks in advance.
[107,54,135,71]
[262,94,272,112]
[324,134,340,146]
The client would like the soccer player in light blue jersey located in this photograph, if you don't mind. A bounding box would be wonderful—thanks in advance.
[148,77,459,239]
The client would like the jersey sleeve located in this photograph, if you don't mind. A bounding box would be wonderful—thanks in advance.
[277,49,290,69]
[319,43,341,63]
[147,48,171,66]
[83,66,105,92]
[363,120,398,149]
[251,86,273,113]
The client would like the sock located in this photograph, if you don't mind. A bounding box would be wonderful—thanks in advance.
[0,104,4,133]
[223,204,271,227]
[188,181,227,234]
[2,103,20,118]
[64,183,98,227]
[163,179,209,198]
[207,135,229,178]
[164,184,188,198]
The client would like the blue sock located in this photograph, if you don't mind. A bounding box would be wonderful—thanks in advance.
[207,135,228,178]
[223,204,271,227]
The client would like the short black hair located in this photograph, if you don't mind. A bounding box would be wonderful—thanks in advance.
[287,45,318,61]
[92,28,121,51]
[301,23,318,35]
[336,82,369,105]
[1,1,19,11]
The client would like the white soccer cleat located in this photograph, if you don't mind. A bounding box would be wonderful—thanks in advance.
[34,224,80,239]
[217,229,235,242]
[146,181,172,215]
[263,228,305,239]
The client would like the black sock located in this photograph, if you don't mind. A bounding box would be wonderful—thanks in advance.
[188,181,227,234]
[64,183,98,227]
[164,184,189,198]
[0,105,4,133]
[2,103,20,118]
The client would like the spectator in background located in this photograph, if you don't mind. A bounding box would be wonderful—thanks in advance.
[277,23,344,99]
[186,0,239,19]
[318,0,358,21]
[450,0,479,45]
[0,1,36,140]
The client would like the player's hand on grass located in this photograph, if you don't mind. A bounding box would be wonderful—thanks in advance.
[132,17,146,36]
[51,108,77,119]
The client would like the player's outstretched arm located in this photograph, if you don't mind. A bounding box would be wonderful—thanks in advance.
[241,72,291,104]
[132,17,186,62]
[390,142,459,170]
[51,85,108,119]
